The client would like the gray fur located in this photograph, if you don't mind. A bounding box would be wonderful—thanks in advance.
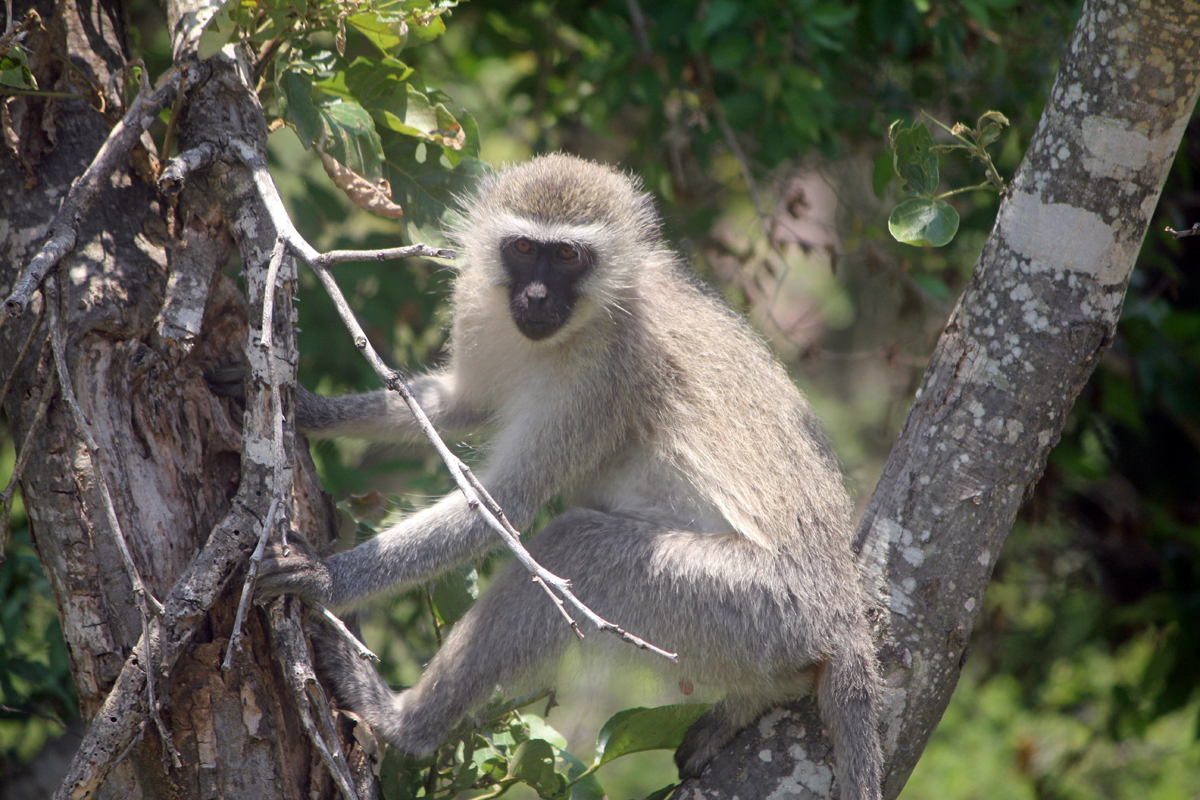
[259,154,881,798]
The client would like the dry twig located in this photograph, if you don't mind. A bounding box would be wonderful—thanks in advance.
[223,237,293,669]
[269,599,363,800]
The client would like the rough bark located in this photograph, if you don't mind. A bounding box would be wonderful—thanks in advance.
[1,1,348,798]
[676,0,1200,798]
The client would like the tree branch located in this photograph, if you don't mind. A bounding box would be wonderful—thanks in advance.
[44,276,180,769]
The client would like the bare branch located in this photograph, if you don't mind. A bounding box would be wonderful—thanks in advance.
[314,604,380,662]
[158,141,219,197]
[222,497,281,670]
[228,137,679,663]
[1166,222,1199,239]
[2,67,194,324]
[225,236,293,668]
[314,244,457,265]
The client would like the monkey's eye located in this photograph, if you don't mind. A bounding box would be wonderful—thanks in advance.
[555,244,578,261]
[512,238,535,255]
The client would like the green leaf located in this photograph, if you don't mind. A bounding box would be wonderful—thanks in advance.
[197,0,243,60]
[318,99,385,181]
[554,749,605,800]
[643,785,680,800]
[0,48,36,90]
[888,198,960,247]
[348,12,408,54]
[520,715,569,750]
[277,67,323,146]
[978,109,1010,127]
[509,739,566,798]
[340,56,415,106]
[0,67,32,90]
[408,13,447,42]
[278,64,384,182]
[593,704,711,767]
[429,565,478,627]
[890,119,940,196]
[373,85,466,152]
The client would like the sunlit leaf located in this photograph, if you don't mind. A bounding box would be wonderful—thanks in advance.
[197,0,243,59]
[890,119,940,196]
[508,739,566,798]
[348,12,407,54]
[888,197,960,247]
[593,704,710,766]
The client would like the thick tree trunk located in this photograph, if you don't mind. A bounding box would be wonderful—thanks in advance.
[1,1,347,798]
[677,1,1200,798]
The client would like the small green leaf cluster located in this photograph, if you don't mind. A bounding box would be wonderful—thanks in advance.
[886,112,1009,247]
[0,45,35,91]
[380,702,708,800]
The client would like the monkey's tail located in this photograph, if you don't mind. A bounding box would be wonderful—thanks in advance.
[819,633,883,800]
[306,612,408,743]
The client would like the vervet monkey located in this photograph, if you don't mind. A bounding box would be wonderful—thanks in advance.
[257,154,882,798]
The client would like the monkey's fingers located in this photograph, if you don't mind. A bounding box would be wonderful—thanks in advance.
[255,547,334,606]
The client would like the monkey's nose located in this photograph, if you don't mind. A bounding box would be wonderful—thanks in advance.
[521,282,549,304]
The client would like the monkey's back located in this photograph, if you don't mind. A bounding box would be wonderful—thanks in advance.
[634,261,855,546]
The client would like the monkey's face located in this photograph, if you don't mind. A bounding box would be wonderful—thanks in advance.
[500,236,594,340]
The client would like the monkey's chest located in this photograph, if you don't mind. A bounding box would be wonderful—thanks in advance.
[569,454,735,536]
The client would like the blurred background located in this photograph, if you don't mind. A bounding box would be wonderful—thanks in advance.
[3,0,1199,797]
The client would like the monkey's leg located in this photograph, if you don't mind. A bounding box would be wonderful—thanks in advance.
[310,508,655,757]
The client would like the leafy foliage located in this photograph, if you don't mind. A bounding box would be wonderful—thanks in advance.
[375,702,707,800]
[885,112,1008,247]
[200,0,484,230]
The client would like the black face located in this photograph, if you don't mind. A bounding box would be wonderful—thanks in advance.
[501,236,594,340]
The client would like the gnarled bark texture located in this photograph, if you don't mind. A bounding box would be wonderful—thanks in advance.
[1,1,347,798]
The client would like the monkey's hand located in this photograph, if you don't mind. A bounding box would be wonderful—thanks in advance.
[256,534,334,606]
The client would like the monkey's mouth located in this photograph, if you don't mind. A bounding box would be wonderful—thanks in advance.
[509,287,571,340]
[512,315,566,340]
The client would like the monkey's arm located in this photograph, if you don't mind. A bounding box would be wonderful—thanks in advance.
[261,391,626,609]
[297,371,485,441]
